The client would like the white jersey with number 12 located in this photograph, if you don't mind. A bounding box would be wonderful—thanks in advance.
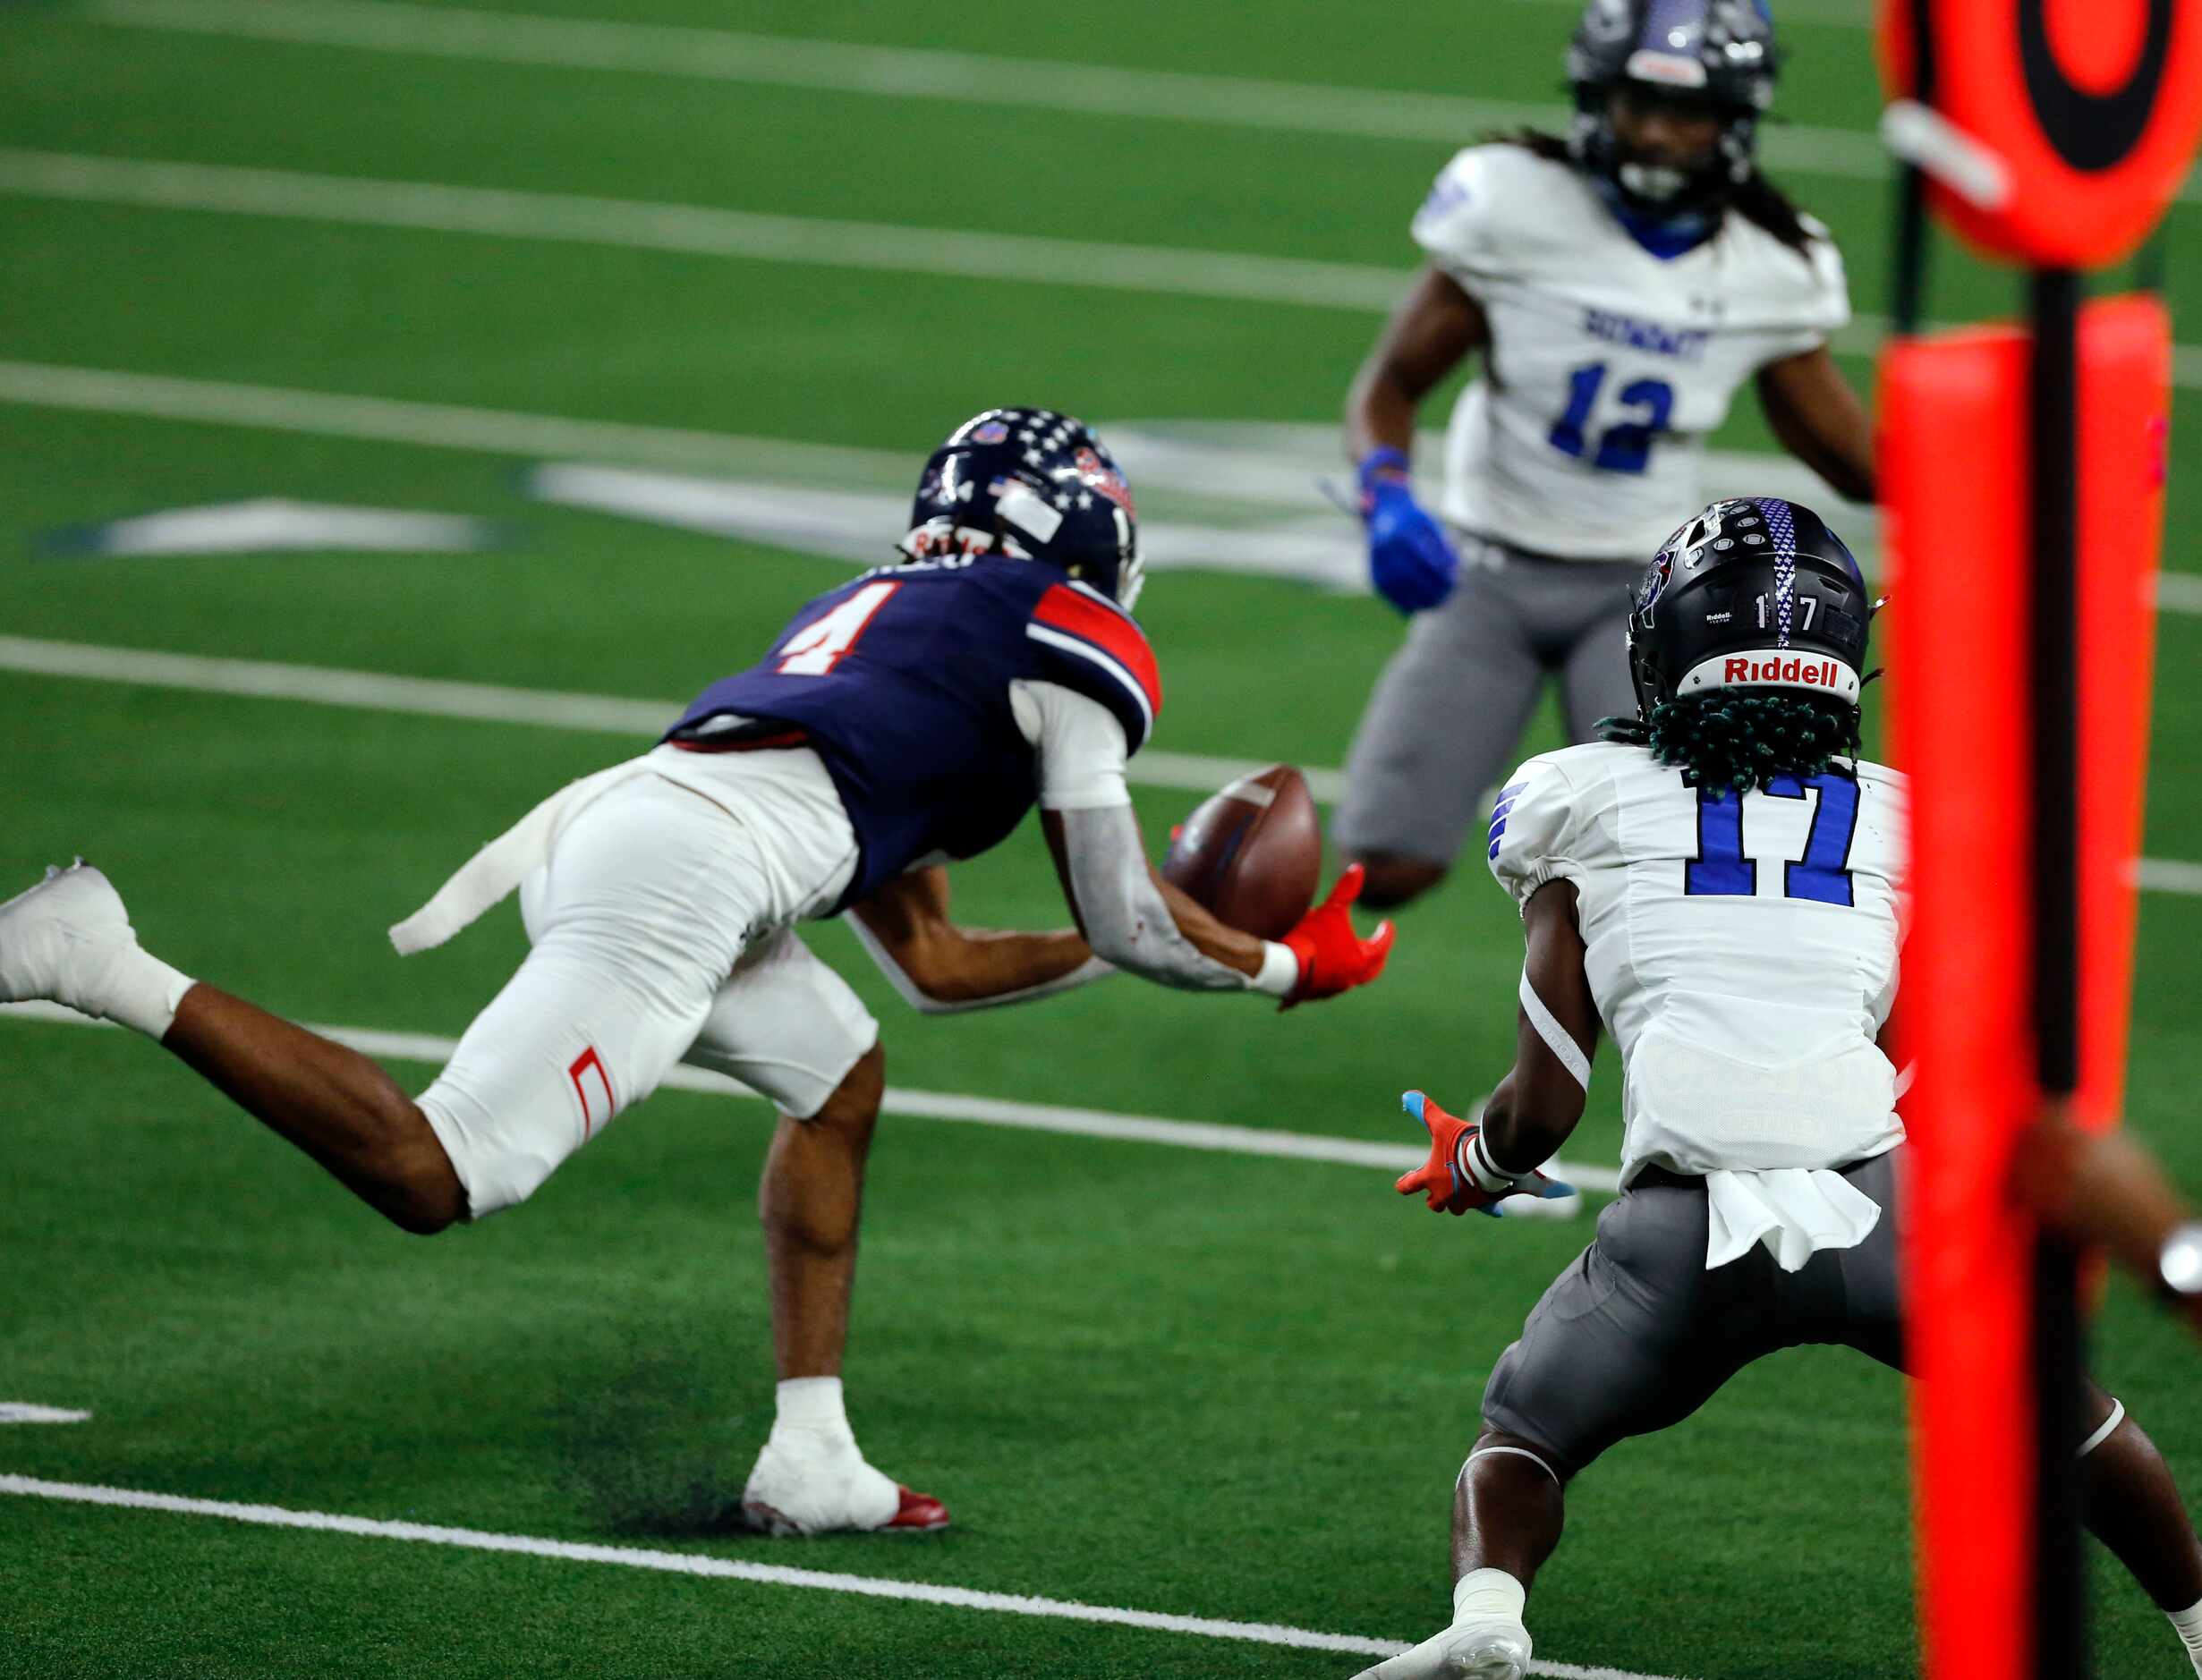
[1414,143,1849,561]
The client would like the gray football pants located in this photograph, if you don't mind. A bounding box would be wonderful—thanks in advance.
[1334,538,1641,869]
[1481,1151,1905,1477]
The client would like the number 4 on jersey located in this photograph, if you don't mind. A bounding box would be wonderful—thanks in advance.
[1685,771,1861,905]
[777,581,899,675]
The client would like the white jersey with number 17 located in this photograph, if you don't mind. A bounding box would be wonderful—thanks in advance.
[1413,143,1849,561]
[1487,740,1907,1185]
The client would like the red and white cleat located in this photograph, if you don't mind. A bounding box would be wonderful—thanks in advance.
[885,1483,949,1532]
[741,1436,949,1536]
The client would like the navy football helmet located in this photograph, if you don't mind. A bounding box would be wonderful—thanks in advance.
[897,408,1144,609]
[1565,0,1779,216]
[1624,497,1870,719]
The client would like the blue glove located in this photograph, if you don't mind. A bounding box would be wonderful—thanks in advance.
[1357,448,1458,615]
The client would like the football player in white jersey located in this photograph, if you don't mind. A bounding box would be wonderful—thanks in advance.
[1350,499,2202,1680]
[1337,0,1877,912]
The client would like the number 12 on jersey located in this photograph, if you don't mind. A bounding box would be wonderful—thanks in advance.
[1685,772,1860,905]
[1548,361,1675,475]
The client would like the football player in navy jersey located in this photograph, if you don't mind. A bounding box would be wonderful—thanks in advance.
[0,409,1393,1537]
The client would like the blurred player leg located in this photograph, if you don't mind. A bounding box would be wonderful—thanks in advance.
[1553,568,1642,743]
[676,928,942,1533]
[1336,549,1544,910]
[2077,1386,2202,1669]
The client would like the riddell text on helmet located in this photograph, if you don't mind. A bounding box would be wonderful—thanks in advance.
[1724,655,1843,686]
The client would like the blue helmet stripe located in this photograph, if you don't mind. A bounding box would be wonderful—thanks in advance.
[1752,496,1799,649]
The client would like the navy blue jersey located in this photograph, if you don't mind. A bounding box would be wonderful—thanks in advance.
[663,556,1162,911]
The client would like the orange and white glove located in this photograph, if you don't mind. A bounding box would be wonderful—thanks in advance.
[1279,864,1395,1009]
[1393,1090,1576,1218]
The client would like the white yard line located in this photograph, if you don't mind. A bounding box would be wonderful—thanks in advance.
[2138,857,2202,898]
[0,1404,92,1425]
[2,154,2196,388]
[10,633,2202,899]
[74,0,1858,179]
[0,1001,1618,1192]
[0,150,1407,314]
[0,360,917,482]
[0,632,1317,800]
[78,0,2198,208]
[0,1476,1689,1679]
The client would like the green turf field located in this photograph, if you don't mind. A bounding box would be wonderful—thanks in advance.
[4,2,2202,1676]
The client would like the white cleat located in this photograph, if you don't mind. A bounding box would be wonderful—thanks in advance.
[0,861,139,1019]
[1351,1618,1533,1680]
[741,1432,949,1536]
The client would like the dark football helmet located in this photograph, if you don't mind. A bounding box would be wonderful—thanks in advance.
[1624,497,1870,719]
[897,407,1144,609]
[1565,0,1779,217]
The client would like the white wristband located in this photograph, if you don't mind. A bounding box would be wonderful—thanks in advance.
[1459,1129,1530,1194]
[1250,940,1298,997]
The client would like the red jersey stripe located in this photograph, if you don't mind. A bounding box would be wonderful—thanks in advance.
[1033,585,1163,719]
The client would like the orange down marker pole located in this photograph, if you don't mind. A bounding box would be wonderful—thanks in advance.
[1885,293,2170,1680]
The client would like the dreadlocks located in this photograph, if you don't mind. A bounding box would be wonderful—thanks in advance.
[1599,691,1862,798]
[1489,131,1823,258]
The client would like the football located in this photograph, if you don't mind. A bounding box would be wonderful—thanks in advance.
[1161,764,1322,940]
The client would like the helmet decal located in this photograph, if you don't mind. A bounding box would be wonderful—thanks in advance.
[1070,445,1135,516]
[899,407,1144,609]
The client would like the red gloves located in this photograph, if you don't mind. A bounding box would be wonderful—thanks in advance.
[1280,863,1395,1008]
[1394,1090,1575,1218]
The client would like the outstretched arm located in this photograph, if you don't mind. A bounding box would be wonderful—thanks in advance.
[1041,805,1297,994]
[1756,344,1876,505]
[1018,678,1390,1002]
[846,866,1110,1014]
[1394,880,1597,1216]
[1478,879,1601,1172]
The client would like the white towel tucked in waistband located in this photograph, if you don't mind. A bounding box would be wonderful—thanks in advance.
[1704,1166,1883,1273]
[388,760,648,955]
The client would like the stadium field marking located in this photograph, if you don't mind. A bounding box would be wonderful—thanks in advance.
[0,360,915,484]
[0,1477,1689,1680]
[0,361,1877,522]
[8,634,2202,900]
[0,632,1322,801]
[1,155,2196,386]
[0,149,1407,315]
[0,1001,1618,1194]
[77,0,2196,205]
[0,1404,91,1425]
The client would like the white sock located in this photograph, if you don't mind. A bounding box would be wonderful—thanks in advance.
[2168,1597,2202,1673]
[772,1376,855,1450]
[1452,1566,1527,1627]
[100,948,195,1042]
